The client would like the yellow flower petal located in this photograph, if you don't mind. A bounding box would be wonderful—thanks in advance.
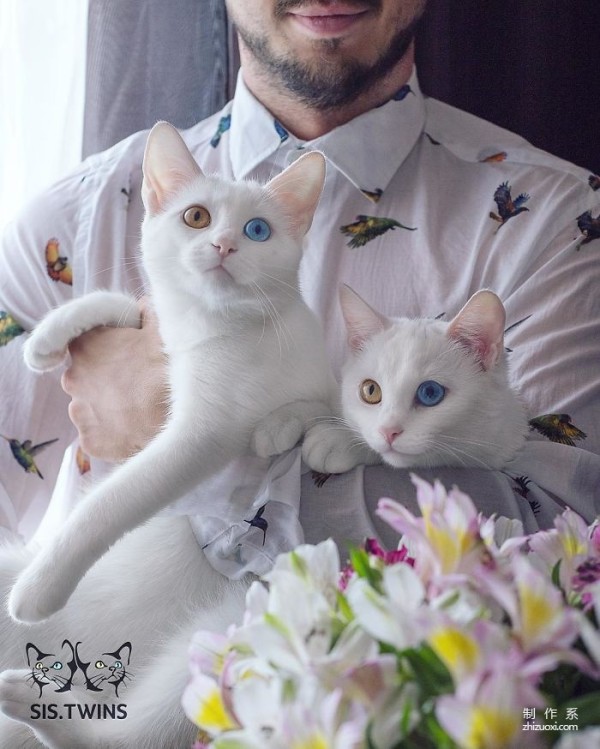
[429,627,480,680]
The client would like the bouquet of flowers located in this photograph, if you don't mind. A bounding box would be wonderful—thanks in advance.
[182,476,600,749]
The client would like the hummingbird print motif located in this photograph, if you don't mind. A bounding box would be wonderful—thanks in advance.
[340,215,417,248]
[1,435,59,479]
[0,311,25,347]
[489,182,530,233]
[244,505,268,545]
[576,210,600,248]
[588,174,600,191]
[210,114,232,148]
[529,414,587,446]
[45,238,73,286]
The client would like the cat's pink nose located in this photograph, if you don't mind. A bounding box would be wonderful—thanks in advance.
[380,426,403,445]
[212,238,237,258]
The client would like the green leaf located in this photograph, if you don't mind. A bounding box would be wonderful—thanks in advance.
[560,690,600,729]
[349,546,382,588]
[551,559,562,589]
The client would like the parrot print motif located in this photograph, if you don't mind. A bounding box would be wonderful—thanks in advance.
[576,210,600,248]
[0,311,24,347]
[489,182,530,232]
[45,238,73,286]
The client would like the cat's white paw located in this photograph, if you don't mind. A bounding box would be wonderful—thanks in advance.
[0,669,37,724]
[251,411,304,457]
[22,333,68,372]
[302,422,367,474]
[8,560,71,624]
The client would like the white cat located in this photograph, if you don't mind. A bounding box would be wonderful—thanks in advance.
[302,284,528,473]
[7,121,336,626]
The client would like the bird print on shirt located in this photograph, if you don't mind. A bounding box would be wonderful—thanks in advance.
[76,446,91,476]
[588,175,600,191]
[529,414,587,446]
[210,115,232,148]
[576,210,600,248]
[340,215,417,248]
[273,119,289,143]
[360,188,383,204]
[479,151,507,164]
[0,311,25,347]
[0,435,59,479]
[489,182,530,233]
[45,238,73,286]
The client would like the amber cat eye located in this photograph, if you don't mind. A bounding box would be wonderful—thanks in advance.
[360,379,382,404]
[182,205,211,228]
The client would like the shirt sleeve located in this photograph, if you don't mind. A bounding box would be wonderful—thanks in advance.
[0,173,84,540]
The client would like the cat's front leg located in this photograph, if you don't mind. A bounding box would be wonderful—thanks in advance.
[251,399,333,457]
[301,420,380,474]
[23,291,140,372]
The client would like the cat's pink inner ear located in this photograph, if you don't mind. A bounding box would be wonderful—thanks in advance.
[447,290,506,370]
[142,121,203,215]
[266,151,326,238]
[339,284,388,351]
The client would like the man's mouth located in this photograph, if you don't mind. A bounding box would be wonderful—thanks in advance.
[286,3,372,35]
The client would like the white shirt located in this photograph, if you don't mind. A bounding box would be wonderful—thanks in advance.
[1,70,599,570]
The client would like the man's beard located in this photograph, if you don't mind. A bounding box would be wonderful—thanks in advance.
[236,3,422,110]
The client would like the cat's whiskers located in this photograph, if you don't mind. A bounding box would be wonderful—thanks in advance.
[250,281,294,357]
[427,437,493,470]
[438,433,512,451]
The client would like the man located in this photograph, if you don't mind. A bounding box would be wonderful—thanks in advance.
[1,0,599,559]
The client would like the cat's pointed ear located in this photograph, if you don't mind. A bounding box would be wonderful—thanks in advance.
[340,284,389,351]
[447,290,506,370]
[142,122,203,215]
[265,151,326,238]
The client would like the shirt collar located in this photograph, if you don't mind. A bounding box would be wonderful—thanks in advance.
[229,68,425,197]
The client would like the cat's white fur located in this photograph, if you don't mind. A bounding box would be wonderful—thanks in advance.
[6,123,336,624]
[0,122,339,747]
[303,285,528,472]
[0,516,247,748]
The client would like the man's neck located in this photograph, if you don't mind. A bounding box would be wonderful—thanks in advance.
[238,43,415,142]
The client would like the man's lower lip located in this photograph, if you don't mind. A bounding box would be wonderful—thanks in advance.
[288,11,369,35]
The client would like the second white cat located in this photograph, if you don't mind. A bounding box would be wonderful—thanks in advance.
[303,284,528,473]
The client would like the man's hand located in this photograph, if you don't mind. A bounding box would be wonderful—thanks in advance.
[61,300,169,462]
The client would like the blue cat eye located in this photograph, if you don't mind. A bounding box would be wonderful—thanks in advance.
[244,218,271,242]
[416,380,446,407]
[52,662,63,670]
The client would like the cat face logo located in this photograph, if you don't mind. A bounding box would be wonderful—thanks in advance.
[87,642,133,697]
[25,640,133,697]
[26,641,78,697]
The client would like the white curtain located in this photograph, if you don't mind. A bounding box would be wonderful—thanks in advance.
[0,0,88,233]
